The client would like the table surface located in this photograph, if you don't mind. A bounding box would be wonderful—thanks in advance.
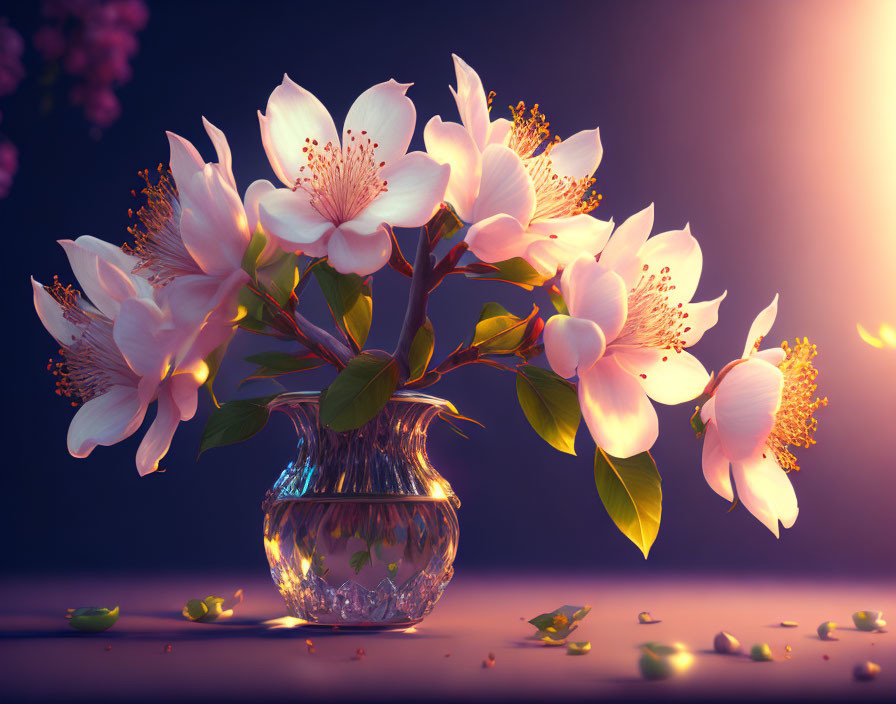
[0,572,892,702]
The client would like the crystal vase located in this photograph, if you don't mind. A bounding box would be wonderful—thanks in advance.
[262,391,460,628]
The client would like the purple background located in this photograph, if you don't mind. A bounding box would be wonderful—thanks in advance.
[2,0,894,577]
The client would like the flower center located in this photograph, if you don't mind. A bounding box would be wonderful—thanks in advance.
[126,166,203,286]
[765,338,828,472]
[613,264,690,352]
[507,101,601,222]
[295,131,388,226]
[45,279,137,405]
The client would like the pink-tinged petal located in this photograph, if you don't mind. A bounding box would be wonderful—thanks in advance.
[613,347,710,405]
[359,151,449,228]
[32,277,82,345]
[560,256,628,341]
[201,116,234,189]
[423,116,481,222]
[486,118,511,146]
[681,290,727,347]
[259,74,339,187]
[578,355,659,458]
[754,347,786,366]
[166,130,203,186]
[637,224,702,305]
[545,128,602,179]
[67,385,146,458]
[544,315,606,379]
[743,294,779,358]
[327,224,392,276]
[731,453,798,537]
[472,144,536,224]
[66,235,140,278]
[526,214,614,274]
[599,204,654,288]
[464,213,535,264]
[243,179,280,264]
[343,79,415,167]
[713,358,783,461]
[700,394,716,424]
[170,370,203,421]
[59,238,137,319]
[702,422,734,501]
[450,54,489,150]
[135,387,181,476]
[113,297,171,380]
[157,268,248,330]
[257,187,334,248]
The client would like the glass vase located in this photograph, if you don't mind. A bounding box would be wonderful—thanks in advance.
[262,391,460,628]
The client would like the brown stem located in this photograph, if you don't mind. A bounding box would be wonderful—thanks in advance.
[393,225,433,379]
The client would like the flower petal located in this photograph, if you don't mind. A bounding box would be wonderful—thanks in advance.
[59,237,139,319]
[544,314,606,379]
[471,144,536,225]
[113,297,172,380]
[343,79,415,167]
[702,422,734,501]
[487,117,511,146]
[259,74,339,187]
[526,214,614,274]
[327,224,392,276]
[732,453,798,537]
[713,358,783,461]
[201,116,235,190]
[637,224,702,305]
[578,355,659,458]
[67,385,146,458]
[359,151,449,229]
[243,179,280,264]
[464,213,535,264]
[743,294,779,358]
[32,277,82,345]
[545,127,602,180]
[450,54,489,150]
[681,290,727,347]
[613,347,709,405]
[423,115,481,222]
[135,386,181,476]
[258,187,334,249]
[599,204,654,289]
[170,370,203,421]
[560,256,628,341]
[754,347,786,366]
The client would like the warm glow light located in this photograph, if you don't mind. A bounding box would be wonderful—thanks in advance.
[263,616,309,629]
[429,482,447,500]
[858,322,896,349]
[265,536,281,563]
[300,557,311,576]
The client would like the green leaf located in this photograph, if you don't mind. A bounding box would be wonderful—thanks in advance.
[203,342,229,408]
[313,262,373,349]
[257,251,299,306]
[690,406,706,436]
[236,286,267,332]
[426,203,464,241]
[241,229,268,280]
[594,449,662,559]
[349,550,370,574]
[515,365,580,455]
[198,394,280,455]
[68,606,119,632]
[471,303,536,354]
[465,257,551,290]
[528,605,591,640]
[408,318,435,382]
[240,352,324,386]
[319,352,399,432]
[548,284,569,315]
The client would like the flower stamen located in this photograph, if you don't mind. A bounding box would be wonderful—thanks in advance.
[295,131,388,226]
[766,338,827,472]
[614,264,689,353]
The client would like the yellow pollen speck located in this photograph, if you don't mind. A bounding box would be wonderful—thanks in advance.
[613,265,689,352]
[766,337,827,472]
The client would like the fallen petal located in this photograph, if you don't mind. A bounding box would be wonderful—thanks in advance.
[853,611,886,632]
[780,620,799,628]
[750,643,774,662]
[713,631,741,654]
[638,611,660,624]
[817,621,838,640]
[567,641,591,655]
[853,661,881,681]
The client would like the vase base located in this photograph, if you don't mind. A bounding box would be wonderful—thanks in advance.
[294,618,424,632]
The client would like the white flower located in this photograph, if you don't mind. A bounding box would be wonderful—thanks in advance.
[542,205,726,457]
[256,75,450,275]
[128,118,251,362]
[32,237,206,476]
[424,54,611,276]
[700,295,827,537]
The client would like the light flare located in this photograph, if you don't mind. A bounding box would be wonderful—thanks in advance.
[858,322,896,349]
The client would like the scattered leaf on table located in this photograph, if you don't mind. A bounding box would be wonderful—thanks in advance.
[567,641,591,655]
[750,643,774,661]
[482,652,496,668]
[638,611,660,624]
[713,631,741,654]
[541,635,567,646]
[67,606,119,632]
[528,605,591,640]
[852,610,886,632]
[780,620,799,628]
[638,642,693,680]
[854,661,881,681]
[183,589,243,622]
[817,621,838,640]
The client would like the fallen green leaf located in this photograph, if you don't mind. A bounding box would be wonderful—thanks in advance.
[67,606,119,632]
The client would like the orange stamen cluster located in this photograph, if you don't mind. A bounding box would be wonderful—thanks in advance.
[766,338,828,472]
[507,101,601,221]
[295,130,388,226]
[614,264,690,354]
[125,165,202,286]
